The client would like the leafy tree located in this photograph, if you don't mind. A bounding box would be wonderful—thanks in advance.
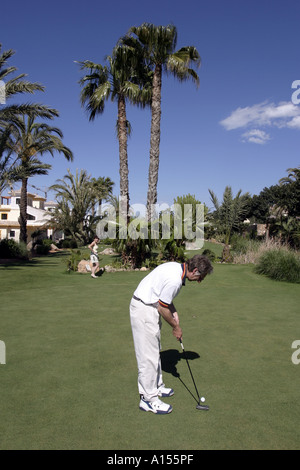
[274,217,300,248]
[173,193,209,235]
[123,23,201,221]
[209,186,250,261]
[248,167,300,223]
[279,166,300,218]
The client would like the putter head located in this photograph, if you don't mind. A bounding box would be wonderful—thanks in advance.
[196,403,210,411]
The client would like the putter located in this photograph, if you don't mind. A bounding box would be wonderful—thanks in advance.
[180,339,209,411]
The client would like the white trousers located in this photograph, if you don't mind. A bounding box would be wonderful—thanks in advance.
[129,297,164,401]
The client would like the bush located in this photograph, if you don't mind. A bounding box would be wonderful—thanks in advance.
[35,239,51,255]
[0,239,29,259]
[254,249,300,283]
[60,239,78,249]
[63,249,86,272]
[202,248,216,262]
[231,235,252,255]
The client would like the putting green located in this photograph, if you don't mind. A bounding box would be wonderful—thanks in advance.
[0,253,299,449]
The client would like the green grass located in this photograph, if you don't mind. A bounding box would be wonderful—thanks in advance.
[0,252,299,450]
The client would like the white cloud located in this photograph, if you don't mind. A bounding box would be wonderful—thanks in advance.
[286,115,300,129]
[241,129,271,145]
[220,100,300,143]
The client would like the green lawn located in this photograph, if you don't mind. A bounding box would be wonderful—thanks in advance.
[0,251,299,450]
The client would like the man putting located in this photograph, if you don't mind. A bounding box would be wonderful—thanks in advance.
[129,254,213,414]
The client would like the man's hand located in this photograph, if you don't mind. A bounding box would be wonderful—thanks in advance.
[158,303,182,341]
[172,324,183,341]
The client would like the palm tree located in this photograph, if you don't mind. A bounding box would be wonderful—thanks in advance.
[279,166,300,185]
[90,176,114,218]
[209,186,250,261]
[50,169,95,244]
[77,44,151,224]
[123,23,201,221]
[6,115,73,243]
[0,44,60,192]
[0,44,58,123]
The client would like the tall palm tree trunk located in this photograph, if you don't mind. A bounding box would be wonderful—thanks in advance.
[147,64,162,222]
[118,95,130,224]
[19,177,28,244]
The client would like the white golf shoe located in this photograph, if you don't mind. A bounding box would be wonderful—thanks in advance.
[158,386,174,397]
[139,397,172,414]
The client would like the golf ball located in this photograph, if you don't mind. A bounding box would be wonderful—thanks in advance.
[200,397,206,403]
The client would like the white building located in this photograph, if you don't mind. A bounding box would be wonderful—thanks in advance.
[0,190,61,243]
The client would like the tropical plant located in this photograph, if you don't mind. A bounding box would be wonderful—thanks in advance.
[77,43,151,223]
[49,169,95,245]
[122,23,201,221]
[209,186,250,262]
[0,44,52,123]
[90,176,114,218]
[278,166,300,218]
[5,115,73,243]
[63,249,87,273]
[274,216,300,248]
[0,44,59,192]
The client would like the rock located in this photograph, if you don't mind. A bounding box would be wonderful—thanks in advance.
[100,248,116,255]
[50,243,60,251]
[77,260,99,273]
[104,264,116,272]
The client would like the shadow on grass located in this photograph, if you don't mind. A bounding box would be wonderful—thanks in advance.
[161,348,200,404]
[0,251,69,269]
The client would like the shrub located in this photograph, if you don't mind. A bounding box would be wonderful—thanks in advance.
[254,249,300,283]
[231,235,252,255]
[202,248,216,262]
[0,239,29,260]
[35,239,51,255]
[64,249,86,272]
[60,239,78,249]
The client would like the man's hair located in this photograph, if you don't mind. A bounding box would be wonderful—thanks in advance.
[187,254,213,276]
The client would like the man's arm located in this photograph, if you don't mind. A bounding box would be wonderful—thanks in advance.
[157,302,182,341]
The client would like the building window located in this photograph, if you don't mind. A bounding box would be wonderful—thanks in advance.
[9,230,15,238]
[1,213,8,220]
[16,198,20,205]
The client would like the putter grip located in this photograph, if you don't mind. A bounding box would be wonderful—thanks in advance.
[180,339,184,350]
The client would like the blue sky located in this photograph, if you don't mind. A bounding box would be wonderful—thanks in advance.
[1,0,300,210]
